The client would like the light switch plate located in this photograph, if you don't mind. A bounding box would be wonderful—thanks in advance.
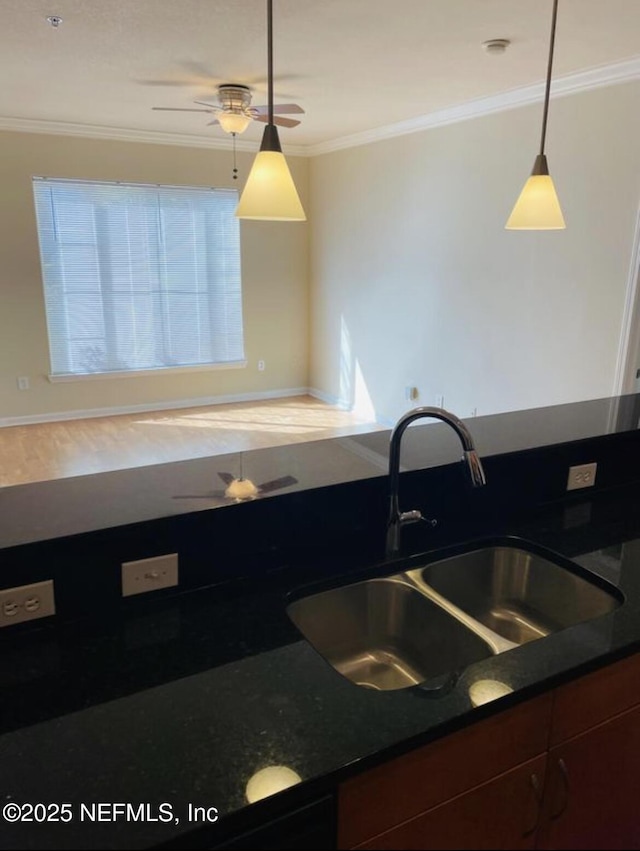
[121,554,179,597]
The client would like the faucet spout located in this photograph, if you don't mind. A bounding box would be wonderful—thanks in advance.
[386,406,486,559]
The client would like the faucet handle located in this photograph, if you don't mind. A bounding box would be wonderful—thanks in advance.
[399,509,423,525]
[399,510,437,528]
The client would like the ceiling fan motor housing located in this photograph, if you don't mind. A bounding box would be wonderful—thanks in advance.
[218,84,253,111]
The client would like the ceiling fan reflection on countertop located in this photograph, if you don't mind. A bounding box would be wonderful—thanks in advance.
[152,83,304,135]
[173,470,298,504]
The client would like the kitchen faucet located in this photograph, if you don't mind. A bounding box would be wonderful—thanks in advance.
[386,407,487,559]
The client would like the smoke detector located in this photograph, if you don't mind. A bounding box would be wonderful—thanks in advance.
[482,39,511,55]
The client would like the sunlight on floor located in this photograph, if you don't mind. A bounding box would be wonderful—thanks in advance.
[0,396,385,487]
[135,401,373,434]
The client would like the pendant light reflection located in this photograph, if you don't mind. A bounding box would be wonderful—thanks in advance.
[245,765,302,803]
[235,1,306,222]
[468,678,514,708]
[506,0,565,230]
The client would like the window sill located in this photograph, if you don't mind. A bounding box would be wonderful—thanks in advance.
[48,361,248,383]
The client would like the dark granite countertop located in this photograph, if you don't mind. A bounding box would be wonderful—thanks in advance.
[2,393,640,848]
[2,480,640,850]
[3,392,640,549]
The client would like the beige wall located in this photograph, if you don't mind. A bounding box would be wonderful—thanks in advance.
[309,82,640,425]
[3,81,640,427]
[0,131,309,420]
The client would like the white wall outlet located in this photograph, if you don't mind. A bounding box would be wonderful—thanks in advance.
[435,394,445,408]
[17,377,29,390]
[0,580,55,627]
[121,553,179,597]
[258,360,265,372]
[566,462,598,491]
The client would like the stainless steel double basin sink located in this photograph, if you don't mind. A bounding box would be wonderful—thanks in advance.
[287,542,622,692]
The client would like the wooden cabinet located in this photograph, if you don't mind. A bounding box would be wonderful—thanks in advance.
[537,652,640,850]
[338,693,553,849]
[355,755,547,851]
[338,652,640,850]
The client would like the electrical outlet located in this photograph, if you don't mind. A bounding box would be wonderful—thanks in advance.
[0,580,55,627]
[566,462,597,491]
[405,386,418,401]
[17,377,29,391]
[258,360,265,372]
[121,553,179,597]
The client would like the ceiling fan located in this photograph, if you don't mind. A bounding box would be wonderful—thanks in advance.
[173,470,298,504]
[152,83,304,135]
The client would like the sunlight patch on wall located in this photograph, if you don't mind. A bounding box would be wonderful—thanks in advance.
[339,316,354,409]
[353,358,376,421]
[340,315,376,421]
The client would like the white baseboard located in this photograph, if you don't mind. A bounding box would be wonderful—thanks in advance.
[307,387,352,410]
[0,387,311,427]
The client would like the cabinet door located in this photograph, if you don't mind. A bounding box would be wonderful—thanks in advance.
[538,703,640,850]
[339,693,553,848]
[353,755,547,850]
[550,652,640,746]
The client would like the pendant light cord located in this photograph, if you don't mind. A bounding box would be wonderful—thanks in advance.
[267,0,274,125]
[539,0,559,156]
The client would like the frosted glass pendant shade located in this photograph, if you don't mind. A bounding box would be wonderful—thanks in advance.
[235,125,306,221]
[506,155,566,230]
[235,151,306,220]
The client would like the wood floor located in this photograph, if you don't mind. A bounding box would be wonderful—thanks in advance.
[0,395,384,488]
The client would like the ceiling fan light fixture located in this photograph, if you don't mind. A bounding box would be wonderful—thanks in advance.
[235,125,306,220]
[506,0,565,230]
[224,477,259,501]
[217,111,252,134]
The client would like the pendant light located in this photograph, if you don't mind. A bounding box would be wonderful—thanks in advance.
[506,0,565,230]
[235,0,306,221]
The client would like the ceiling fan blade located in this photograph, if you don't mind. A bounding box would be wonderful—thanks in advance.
[257,475,299,494]
[275,103,305,114]
[193,100,221,110]
[207,119,220,126]
[139,79,198,88]
[252,103,305,116]
[252,114,301,128]
[172,490,226,499]
[217,471,236,486]
[274,116,302,128]
[152,107,216,113]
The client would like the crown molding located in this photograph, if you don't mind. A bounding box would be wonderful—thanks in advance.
[0,55,638,159]
[308,54,640,156]
[0,116,308,157]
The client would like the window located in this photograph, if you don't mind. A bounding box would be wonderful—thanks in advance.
[32,178,245,379]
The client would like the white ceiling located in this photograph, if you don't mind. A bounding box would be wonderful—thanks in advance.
[2,0,640,152]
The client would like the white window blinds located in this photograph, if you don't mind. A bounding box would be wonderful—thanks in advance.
[32,178,244,377]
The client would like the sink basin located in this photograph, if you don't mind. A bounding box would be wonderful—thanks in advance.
[287,576,493,691]
[412,545,622,646]
[288,541,622,692]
